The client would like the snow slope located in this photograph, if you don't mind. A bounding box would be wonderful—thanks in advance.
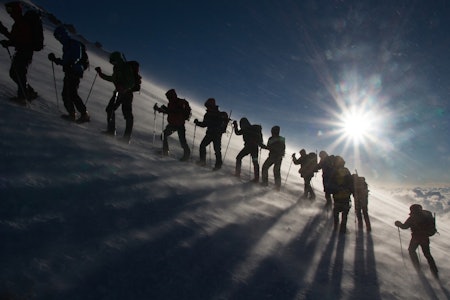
[0,3,449,300]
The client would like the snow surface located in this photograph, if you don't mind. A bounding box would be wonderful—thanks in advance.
[0,3,449,300]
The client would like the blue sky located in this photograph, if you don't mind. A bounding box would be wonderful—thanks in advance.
[29,0,450,186]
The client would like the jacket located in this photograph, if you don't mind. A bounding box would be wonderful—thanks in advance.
[266,136,285,158]
[196,105,223,134]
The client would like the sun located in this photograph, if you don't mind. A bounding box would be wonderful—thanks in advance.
[340,107,374,143]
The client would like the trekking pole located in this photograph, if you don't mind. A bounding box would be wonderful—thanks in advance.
[223,120,234,162]
[191,124,197,155]
[258,147,262,166]
[398,227,407,267]
[84,72,97,105]
[209,144,212,167]
[284,159,293,187]
[50,60,60,111]
[152,109,157,145]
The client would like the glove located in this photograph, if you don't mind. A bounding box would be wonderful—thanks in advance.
[0,40,10,48]
[194,119,199,125]
[394,221,402,227]
[95,67,101,73]
[153,103,159,112]
[48,53,56,62]
[292,153,296,158]
[232,120,237,127]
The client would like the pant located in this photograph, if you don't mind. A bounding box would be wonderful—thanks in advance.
[163,124,190,158]
[9,48,35,98]
[106,91,133,139]
[333,197,350,233]
[199,132,222,168]
[262,155,282,188]
[408,235,438,276]
[235,144,259,180]
[302,174,315,199]
[62,72,86,115]
[354,197,371,230]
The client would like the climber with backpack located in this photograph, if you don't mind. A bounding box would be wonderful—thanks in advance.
[95,51,136,144]
[395,204,439,278]
[233,117,264,183]
[0,1,42,103]
[48,25,90,123]
[154,89,191,161]
[194,98,228,170]
[261,126,285,191]
[292,149,317,200]
[352,173,371,231]
[329,155,353,234]
[315,151,335,207]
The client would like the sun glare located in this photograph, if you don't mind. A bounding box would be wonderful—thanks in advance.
[341,108,373,142]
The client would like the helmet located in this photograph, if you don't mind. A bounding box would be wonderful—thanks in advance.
[204,98,216,108]
[5,2,22,15]
[300,149,306,156]
[109,51,124,64]
[410,204,422,214]
[54,26,69,41]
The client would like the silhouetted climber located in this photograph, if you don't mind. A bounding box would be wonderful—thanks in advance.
[261,126,285,191]
[0,1,40,103]
[315,150,335,207]
[154,89,191,161]
[194,98,226,170]
[395,204,439,278]
[329,156,352,233]
[95,52,135,143]
[352,173,371,231]
[292,149,317,200]
[233,117,263,182]
[49,26,90,123]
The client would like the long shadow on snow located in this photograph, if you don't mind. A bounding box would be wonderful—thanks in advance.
[48,198,295,300]
[350,231,381,300]
[227,205,333,299]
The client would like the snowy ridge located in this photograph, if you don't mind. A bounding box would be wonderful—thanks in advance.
[0,3,449,299]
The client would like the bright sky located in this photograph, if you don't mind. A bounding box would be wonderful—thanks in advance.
[25,0,450,185]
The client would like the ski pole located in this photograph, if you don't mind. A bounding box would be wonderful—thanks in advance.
[50,60,60,111]
[84,72,97,105]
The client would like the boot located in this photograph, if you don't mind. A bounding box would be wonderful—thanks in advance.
[76,111,90,123]
[196,160,206,167]
[61,112,76,121]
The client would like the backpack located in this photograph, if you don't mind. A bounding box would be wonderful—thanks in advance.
[352,174,368,198]
[300,152,317,176]
[251,124,263,145]
[307,152,318,170]
[127,60,142,92]
[180,99,191,120]
[78,41,89,70]
[24,10,44,51]
[218,111,229,133]
[421,210,437,237]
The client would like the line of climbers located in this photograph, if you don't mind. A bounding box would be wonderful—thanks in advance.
[0,2,440,279]
[0,2,371,233]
